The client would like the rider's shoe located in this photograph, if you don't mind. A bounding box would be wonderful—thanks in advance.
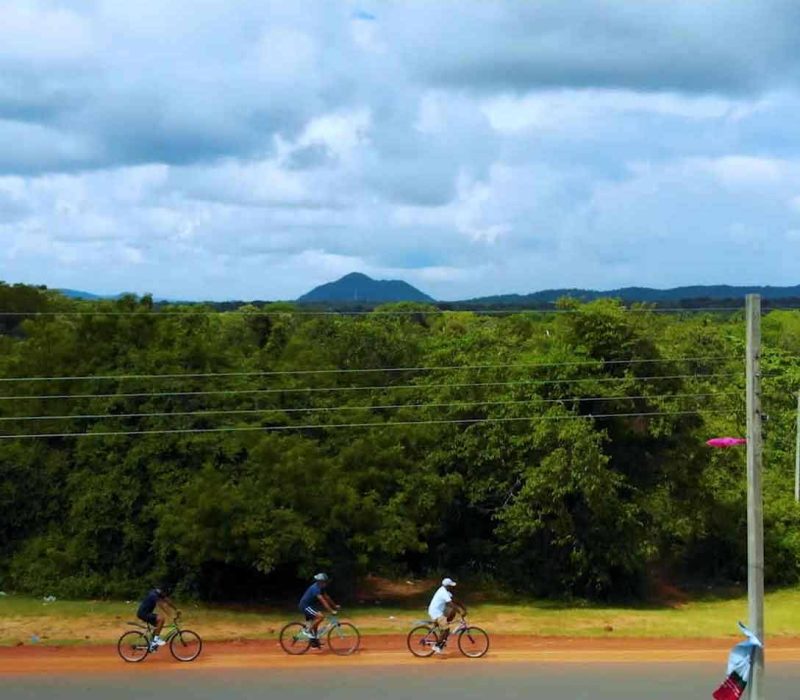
[310,638,322,649]
[432,644,444,654]
[152,636,166,648]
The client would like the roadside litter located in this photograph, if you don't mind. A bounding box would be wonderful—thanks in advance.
[712,622,762,700]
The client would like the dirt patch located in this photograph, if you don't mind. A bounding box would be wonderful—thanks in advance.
[3,634,800,676]
[354,575,436,603]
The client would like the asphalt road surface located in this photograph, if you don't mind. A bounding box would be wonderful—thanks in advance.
[4,662,800,700]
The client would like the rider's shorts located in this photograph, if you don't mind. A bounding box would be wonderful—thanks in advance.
[434,615,451,630]
[303,606,321,621]
[138,611,158,626]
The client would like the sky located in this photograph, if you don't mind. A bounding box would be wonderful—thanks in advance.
[2,1,800,301]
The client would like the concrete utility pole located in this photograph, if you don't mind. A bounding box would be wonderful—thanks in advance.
[795,392,800,503]
[746,294,765,699]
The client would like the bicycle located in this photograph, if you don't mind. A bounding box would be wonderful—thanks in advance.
[407,616,490,658]
[117,614,203,663]
[279,613,361,656]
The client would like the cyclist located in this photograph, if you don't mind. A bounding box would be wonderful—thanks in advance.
[299,573,339,648]
[136,586,178,651]
[427,577,465,654]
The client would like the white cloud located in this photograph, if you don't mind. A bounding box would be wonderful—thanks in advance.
[482,90,753,134]
[0,3,94,65]
[703,156,785,187]
[254,27,318,82]
[299,110,371,159]
[2,1,800,300]
[350,11,386,54]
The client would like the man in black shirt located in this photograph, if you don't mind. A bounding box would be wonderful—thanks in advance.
[136,587,177,650]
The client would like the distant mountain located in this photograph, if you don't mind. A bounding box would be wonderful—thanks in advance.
[57,289,174,302]
[54,279,800,308]
[461,284,800,306]
[58,289,109,300]
[298,272,434,303]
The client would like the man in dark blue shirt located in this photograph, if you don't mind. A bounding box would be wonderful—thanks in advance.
[298,573,339,647]
[136,587,177,651]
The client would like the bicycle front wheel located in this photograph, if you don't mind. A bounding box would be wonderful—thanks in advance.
[117,630,150,662]
[327,622,361,656]
[407,625,438,658]
[279,622,312,655]
[170,629,203,662]
[458,626,490,658]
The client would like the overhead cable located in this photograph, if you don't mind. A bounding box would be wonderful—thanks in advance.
[0,372,743,402]
[0,356,740,384]
[0,391,740,423]
[0,409,735,440]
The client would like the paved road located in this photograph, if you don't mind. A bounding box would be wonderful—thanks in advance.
[4,662,800,699]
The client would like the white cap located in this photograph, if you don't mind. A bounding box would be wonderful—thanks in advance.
[442,578,457,587]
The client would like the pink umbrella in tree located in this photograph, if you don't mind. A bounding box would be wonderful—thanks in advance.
[707,437,747,448]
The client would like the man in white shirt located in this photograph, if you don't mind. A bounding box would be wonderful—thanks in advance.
[427,577,465,653]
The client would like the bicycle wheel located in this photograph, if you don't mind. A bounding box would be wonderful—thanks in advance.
[117,630,150,662]
[458,626,490,658]
[327,622,361,656]
[407,625,438,658]
[279,622,312,655]
[170,629,203,662]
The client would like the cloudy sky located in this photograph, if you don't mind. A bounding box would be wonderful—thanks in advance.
[2,1,800,300]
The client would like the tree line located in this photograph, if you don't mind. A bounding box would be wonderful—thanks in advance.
[1,281,799,601]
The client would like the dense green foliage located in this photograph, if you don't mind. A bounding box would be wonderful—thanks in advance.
[1,282,799,601]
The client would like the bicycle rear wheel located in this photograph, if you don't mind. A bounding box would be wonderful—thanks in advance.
[407,625,438,658]
[279,622,312,655]
[327,622,361,656]
[117,630,150,662]
[458,626,490,658]
[170,629,203,662]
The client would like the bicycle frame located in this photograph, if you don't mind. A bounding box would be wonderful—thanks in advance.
[437,617,469,645]
[419,617,469,649]
[452,618,469,636]
[316,615,343,637]
[132,617,184,644]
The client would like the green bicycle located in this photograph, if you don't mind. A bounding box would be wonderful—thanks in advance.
[279,614,361,656]
[117,614,203,663]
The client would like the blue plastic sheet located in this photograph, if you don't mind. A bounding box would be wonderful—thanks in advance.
[725,622,763,680]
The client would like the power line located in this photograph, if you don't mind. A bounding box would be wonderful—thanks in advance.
[0,409,736,440]
[0,392,739,423]
[0,356,739,384]
[0,372,742,402]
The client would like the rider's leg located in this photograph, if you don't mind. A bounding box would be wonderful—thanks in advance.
[150,612,168,648]
[310,611,324,637]
[441,608,458,646]
[435,616,451,646]
[141,612,164,650]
